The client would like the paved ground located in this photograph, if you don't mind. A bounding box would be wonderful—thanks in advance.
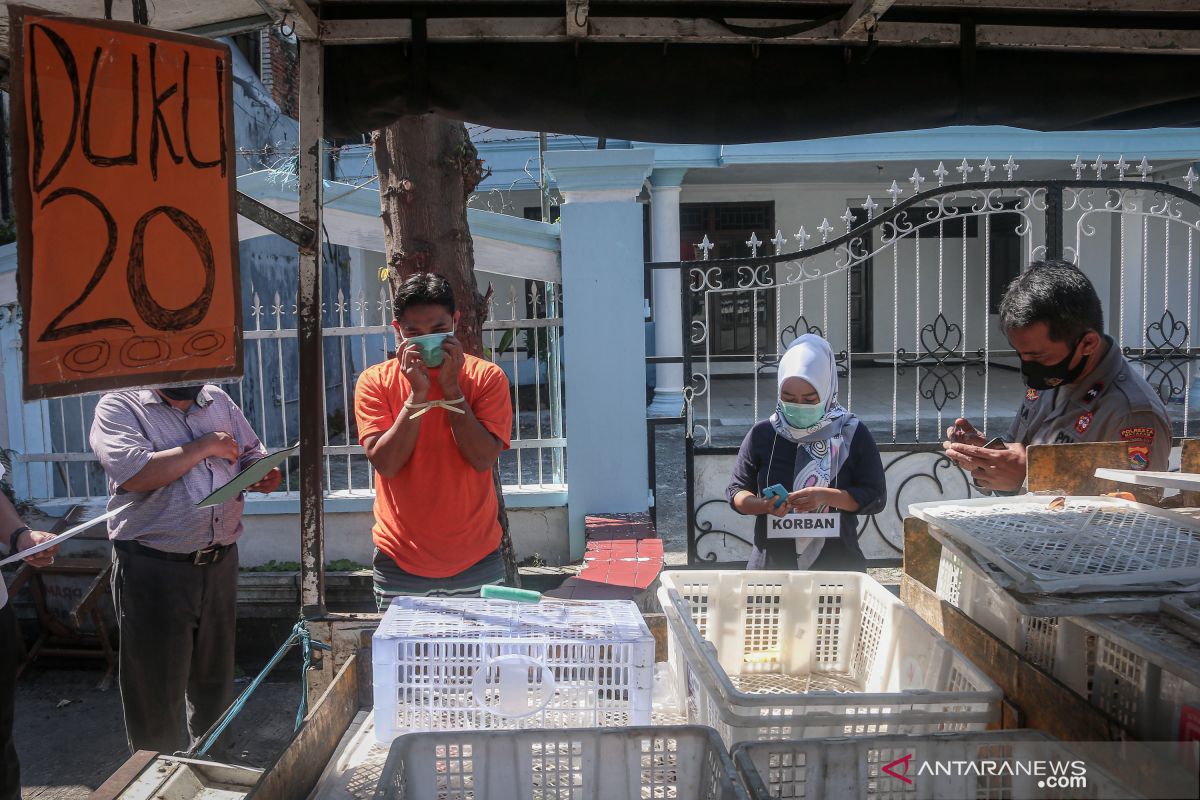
[14,666,300,799]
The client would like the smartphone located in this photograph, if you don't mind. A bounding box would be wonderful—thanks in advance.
[983,437,1006,450]
[762,484,789,509]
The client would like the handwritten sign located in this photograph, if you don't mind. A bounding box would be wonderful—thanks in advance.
[11,10,241,400]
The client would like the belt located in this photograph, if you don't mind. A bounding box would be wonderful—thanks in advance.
[114,538,233,566]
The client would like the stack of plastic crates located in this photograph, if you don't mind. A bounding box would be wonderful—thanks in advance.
[372,597,654,743]
[936,538,1096,694]
[373,726,749,800]
[732,732,1141,799]
[1070,604,1200,754]
[913,495,1200,700]
[658,570,1001,746]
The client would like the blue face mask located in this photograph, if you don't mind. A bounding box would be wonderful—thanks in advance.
[779,400,824,429]
[406,331,453,367]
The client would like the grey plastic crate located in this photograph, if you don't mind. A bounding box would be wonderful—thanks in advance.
[374,725,748,800]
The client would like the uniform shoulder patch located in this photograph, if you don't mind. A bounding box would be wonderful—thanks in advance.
[1075,412,1093,434]
[1026,388,1040,402]
[1083,382,1104,403]
[1127,444,1151,471]
[1120,426,1155,442]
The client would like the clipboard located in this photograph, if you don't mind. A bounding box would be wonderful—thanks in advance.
[196,444,298,508]
[0,503,133,566]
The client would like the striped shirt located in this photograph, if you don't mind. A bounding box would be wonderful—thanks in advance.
[89,387,267,553]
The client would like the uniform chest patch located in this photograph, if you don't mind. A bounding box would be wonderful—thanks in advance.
[1127,444,1151,471]
[1120,427,1155,442]
[1075,412,1093,434]
[1026,388,1040,403]
[1083,382,1104,403]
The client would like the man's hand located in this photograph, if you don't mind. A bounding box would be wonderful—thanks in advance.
[945,417,986,448]
[200,431,240,463]
[247,467,282,494]
[17,529,57,568]
[438,336,466,399]
[400,343,431,401]
[943,440,1028,492]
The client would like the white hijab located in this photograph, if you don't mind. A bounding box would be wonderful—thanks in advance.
[768,334,859,567]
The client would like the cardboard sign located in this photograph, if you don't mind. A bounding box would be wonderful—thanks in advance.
[10,9,241,400]
[767,512,841,539]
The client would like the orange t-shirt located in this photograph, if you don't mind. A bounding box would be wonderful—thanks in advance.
[354,355,513,578]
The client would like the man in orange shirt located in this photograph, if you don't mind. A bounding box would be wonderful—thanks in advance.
[355,272,513,608]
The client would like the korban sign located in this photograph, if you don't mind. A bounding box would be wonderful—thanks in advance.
[10,9,241,400]
[767,512,841,539]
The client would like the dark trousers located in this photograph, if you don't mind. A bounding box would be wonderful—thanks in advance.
[0,603,19,800]
[112,543,238,755]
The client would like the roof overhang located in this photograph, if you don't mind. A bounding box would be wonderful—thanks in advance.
[4,2,1200,143]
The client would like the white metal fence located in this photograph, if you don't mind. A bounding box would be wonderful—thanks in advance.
[7,280,566,502]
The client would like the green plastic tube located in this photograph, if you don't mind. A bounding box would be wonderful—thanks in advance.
[480,585,543,603]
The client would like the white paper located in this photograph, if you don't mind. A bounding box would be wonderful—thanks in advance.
[767,512,841,539]
[0,502,132,566]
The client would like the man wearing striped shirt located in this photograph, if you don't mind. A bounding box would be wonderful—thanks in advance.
[90,385,280,755]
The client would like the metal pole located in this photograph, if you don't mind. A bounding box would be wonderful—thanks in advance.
[538,132,550,223]
[1046,185,1064,262]
[297,38,326,617]
[681,262,698,566]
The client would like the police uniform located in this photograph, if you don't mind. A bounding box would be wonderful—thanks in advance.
[1007,336,1171,472]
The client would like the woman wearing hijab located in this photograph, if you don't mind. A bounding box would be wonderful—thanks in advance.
[726,334,886,571]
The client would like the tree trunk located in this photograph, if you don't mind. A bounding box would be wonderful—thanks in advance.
[372,114,520,588]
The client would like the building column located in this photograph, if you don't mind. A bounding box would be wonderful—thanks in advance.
[545,150,655,559]
[648,168,688,417]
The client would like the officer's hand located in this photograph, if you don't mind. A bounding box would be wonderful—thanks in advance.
[201,432,241,463]
[944,417,986,447]
[944,441,1028,492]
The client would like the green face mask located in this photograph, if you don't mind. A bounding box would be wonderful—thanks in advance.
[779,400,824,429]
[406,331,452,367]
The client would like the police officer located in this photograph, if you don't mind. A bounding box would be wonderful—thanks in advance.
[944,260,1170,492]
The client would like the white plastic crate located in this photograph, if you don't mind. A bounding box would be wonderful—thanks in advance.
[659,571,1001,746]
[373,726,749,800]
[733,732,1140,799]
[936,539,1092,696]
[371,597,654,743]
[909,495,1200,593]
[1070,612,1200,749]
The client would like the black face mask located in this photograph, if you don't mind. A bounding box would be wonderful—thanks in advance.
[160,385,204,403]
[1020,339,1087,390]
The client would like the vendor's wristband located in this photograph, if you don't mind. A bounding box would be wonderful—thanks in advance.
[8,526,30,554]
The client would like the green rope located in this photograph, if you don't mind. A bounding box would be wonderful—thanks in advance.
[188,619,330,758]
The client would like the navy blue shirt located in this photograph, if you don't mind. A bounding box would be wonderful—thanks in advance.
[726,420,887,567]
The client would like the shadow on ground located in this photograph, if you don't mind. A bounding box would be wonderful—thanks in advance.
[15,667,301,800]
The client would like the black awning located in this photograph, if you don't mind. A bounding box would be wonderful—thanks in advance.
[324,42,1200,142]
